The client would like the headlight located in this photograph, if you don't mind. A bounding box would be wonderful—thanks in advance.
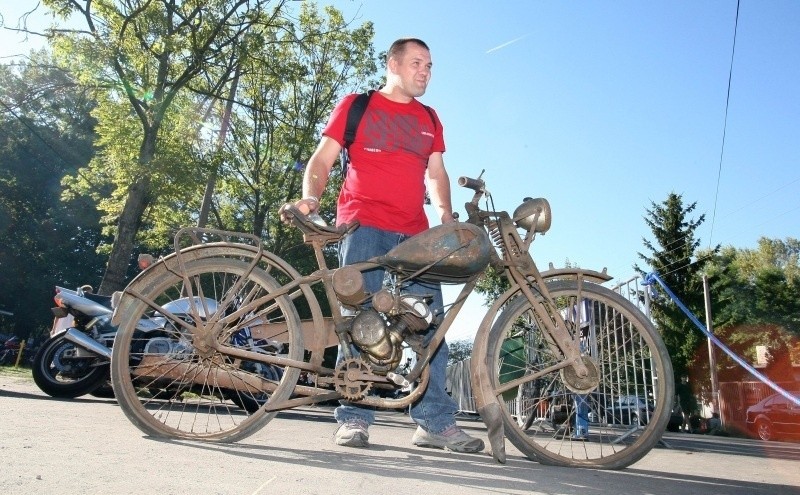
[513,197,552,233]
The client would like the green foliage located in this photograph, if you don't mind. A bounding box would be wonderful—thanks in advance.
[40,1,379,292]
[41,0,301,292]
[474,265,509,307]
[448,339,473,364]
[636,193,716,377]
[635,192,717,412]
[212,3,377,271]
[702,238,800,382]
[0,53,106,338]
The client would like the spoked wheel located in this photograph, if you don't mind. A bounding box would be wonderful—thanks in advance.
[482,280,673,469]
[111,257,303,442]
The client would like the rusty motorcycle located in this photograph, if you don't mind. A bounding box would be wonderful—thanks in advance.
[109,173,673,469]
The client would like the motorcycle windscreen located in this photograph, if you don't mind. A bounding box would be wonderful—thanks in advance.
[376,222,492,283]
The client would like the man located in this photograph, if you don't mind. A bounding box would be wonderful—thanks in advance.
[287,38,483,453]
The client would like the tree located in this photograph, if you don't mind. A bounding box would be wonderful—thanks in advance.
[214,4,377,274]
[42,0,294,294]
[448,339,473,365]
[636,192,717,413]
[703,238,800,383]
[0,52,104,338]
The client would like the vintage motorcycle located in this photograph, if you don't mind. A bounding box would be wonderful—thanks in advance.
[109,173,673,469]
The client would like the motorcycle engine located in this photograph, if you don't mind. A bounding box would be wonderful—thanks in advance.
[143,337,191,358]
[347,292,432,374]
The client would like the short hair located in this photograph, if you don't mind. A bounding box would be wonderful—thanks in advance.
[387,38,430,63]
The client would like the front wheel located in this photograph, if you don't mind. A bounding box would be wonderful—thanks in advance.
[479,280,674,469]
[32,334,108,398]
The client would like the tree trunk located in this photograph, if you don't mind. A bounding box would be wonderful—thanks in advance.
[198,63,240,228]
[97,131,156,294]
[97,176,151,294]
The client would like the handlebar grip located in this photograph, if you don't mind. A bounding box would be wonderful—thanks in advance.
[458,176,484,191]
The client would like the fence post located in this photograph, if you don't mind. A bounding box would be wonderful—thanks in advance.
[702,275,721,423]
[14,340,26,368]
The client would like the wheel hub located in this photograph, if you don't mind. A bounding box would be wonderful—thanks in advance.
[561,355,600,394]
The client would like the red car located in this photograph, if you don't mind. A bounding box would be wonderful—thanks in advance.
[745,391,800,441]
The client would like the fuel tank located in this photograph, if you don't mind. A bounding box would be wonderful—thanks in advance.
[377,222,492,282]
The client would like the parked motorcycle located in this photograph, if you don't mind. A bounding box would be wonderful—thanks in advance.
[0,336,38,366]
[32,285,118,397]
[35,268,284,403]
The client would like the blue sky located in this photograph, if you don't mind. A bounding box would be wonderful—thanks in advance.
[333,1,800,340]
[2,1,799,341]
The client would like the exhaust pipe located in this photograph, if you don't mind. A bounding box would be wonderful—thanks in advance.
[64,328,112,360]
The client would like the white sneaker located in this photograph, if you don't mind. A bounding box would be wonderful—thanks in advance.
[411,425,484,453]
[334,420,369,448]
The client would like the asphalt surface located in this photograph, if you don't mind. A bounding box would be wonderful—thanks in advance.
[1,372,799,495]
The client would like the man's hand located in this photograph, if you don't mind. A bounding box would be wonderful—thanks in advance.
[441,211,457,224]
[279,197,319,224]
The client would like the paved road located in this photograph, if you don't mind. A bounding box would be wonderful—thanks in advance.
[1,373,799,495]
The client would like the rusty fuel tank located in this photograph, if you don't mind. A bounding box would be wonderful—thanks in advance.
[376,222,492,283]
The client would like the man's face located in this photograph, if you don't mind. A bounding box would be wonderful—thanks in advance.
[391,43,432,98]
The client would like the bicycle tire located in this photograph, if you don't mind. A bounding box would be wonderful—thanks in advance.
[480,279,673,469]
[111,257,303,442]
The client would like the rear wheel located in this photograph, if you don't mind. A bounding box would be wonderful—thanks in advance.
[111,257,303,442]
[481,280,674,469]
[755,419,775,441]
[32,334,108,398]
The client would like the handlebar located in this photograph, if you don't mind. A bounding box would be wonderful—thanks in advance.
[280,203,358,238]
[458,176,485,192]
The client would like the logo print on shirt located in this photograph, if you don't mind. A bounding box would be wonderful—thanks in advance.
[360,108,433,158]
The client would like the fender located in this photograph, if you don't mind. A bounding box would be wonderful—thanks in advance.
[539,266,612,284]
[471,266,613,357]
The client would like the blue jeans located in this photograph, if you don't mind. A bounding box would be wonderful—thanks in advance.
[574,394,589,436]
[333,225,459,434]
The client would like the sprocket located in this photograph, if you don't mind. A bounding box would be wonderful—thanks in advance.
[334,358,374,401]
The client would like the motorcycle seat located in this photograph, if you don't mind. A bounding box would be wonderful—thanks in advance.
[83,292,113,309]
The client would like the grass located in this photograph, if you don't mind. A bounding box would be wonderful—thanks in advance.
[0,365,33,380]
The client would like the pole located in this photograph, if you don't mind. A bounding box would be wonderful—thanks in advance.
[702,275,721,423]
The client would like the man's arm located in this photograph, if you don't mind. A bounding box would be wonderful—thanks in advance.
[426,151,455,224]
[296,136,342,215]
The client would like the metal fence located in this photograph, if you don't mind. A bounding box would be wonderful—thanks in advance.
[446,275,657,417]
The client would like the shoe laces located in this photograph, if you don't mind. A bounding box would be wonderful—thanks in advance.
[342,419,368,432]
[439,424,467,438]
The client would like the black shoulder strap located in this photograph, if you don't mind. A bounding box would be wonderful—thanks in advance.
[422,105,436,131]
[340,90,374,178]
[343,90,374,151]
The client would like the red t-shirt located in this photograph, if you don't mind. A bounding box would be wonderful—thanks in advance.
[322,92,445,235]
